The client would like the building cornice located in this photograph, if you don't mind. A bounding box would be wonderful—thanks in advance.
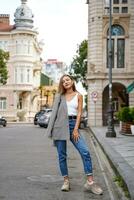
[103,13,131,20]
[87,72,134,80]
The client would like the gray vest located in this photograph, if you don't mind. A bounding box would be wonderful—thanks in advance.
[46,94,70,140]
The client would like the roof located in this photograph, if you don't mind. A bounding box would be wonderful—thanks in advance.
[0,23,14,32]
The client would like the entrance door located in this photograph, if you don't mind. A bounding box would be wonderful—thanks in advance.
[102,83,128,126]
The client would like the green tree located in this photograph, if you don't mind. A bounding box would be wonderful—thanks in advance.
[70,40,87,89]
[0,49,9,85]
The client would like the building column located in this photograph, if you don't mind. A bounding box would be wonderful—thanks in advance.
[129,92,134,107]
[87,80,103,126]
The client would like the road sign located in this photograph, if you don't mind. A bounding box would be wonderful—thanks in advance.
[91,91,98,102]
[127,81,134,93]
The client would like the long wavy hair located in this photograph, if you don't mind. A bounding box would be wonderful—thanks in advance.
[58,74,77,94]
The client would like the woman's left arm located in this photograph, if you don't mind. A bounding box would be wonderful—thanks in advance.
[72,94,83,142]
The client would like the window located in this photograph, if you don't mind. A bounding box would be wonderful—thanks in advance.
[122,7,128,13]
[109,25,125,36]
[107,25,125,68]
[0,41,2,48]
[27,69,30,82]
[16,40,24,54]
[18,98,22,109]
[112,0,128,14]
[113,0,119,4]
[122,0,127,3]
[113,7,119,13]
[107,39,114,68]
[14,67,31,84]
[15,68,17,83]
[117,39,125,68]
[20,68,24,83]
[4,41,8,51]
[0,97,6,110]
[28,41,30,54]
[0,41,8,51]
[16,41,20,54]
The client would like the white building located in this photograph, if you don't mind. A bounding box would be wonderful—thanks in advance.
[43,59,68,84]
[87,0,134,126]
[0,0,43,121]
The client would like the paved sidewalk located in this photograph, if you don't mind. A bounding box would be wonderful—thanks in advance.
[89,126,134,200]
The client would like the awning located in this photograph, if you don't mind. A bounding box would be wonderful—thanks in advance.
[126,81,134,93]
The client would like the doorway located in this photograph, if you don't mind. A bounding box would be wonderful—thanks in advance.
[102,83,128,126]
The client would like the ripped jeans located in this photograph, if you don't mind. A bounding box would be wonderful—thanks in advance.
[54,119,93,177]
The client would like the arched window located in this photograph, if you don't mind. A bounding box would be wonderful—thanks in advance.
[107,25,125,68]
[0,97,6,110]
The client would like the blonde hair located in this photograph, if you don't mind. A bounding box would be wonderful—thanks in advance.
[58,74,76,94]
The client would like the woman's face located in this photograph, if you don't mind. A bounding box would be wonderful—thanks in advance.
[62,76,73,90]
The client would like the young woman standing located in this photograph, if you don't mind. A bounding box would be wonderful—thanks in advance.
[47,74,103,195]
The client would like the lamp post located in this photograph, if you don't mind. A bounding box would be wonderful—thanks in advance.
[40,86,43,110]
[52,89,56,102]
[105,0,116,137]
[45,90,50,108]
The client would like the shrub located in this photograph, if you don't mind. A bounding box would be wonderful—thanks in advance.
[130,107,134,122]
[116,107,133,123]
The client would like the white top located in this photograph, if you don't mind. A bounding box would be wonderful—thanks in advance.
[66,93,78,116]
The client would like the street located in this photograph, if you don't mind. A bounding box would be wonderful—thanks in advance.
[0,125,127,200]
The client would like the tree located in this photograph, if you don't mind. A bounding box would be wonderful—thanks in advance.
[0,49,9,85]
[69,40,87,89]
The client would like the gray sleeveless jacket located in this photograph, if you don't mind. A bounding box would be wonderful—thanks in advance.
[46,93,70,140]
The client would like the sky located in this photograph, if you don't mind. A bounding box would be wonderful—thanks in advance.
[0,0,88,66]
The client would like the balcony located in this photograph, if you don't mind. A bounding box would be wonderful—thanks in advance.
[0,84,33,92]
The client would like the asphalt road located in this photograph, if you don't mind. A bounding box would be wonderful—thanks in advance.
[0,125,127,200]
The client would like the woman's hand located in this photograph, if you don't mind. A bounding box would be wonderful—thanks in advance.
[72,129,80,142]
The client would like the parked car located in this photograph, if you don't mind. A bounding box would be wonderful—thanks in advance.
[34,110,47,125]
[38,109,52,128]
[80,111,88,128]
[80,116,88,128]
[0,115,7,127]
[36,108,88,129]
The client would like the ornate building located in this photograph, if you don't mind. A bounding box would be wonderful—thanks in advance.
[87,0,134,126]
[0,0,43,121]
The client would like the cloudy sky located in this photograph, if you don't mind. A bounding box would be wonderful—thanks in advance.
[1,0,88,66]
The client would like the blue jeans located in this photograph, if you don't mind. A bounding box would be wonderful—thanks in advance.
[54,119,93,177]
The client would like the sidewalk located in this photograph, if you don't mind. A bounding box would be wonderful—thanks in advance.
[6,122,34,126]
[89,126,134,200]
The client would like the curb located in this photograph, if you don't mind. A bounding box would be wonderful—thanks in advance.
[7,122,33,124]
[88,127,134,200]
[5,122,34,126]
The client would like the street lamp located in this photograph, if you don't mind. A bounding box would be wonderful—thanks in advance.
[105,0,116,137]
[52,89,56,102]
[40,86,43,110]
[46,90,50,107]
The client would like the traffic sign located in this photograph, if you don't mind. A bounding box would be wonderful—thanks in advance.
[91,91,98,102]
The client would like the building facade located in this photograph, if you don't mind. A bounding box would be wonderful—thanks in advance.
[43,59,68,84]
[87,0,134,126]
[39,73,58,109]
[0,0,43,121]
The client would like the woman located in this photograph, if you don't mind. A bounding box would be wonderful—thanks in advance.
[47,74,103,195]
